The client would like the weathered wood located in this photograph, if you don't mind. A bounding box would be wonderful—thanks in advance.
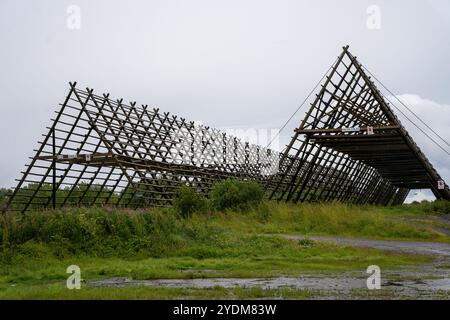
[3,47,448,213]
[268,46,449,204]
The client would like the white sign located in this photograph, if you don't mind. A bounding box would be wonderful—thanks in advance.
[367,126,374,135]
[342,126,360,133]
[438,180,445,190]
[85,154,91,162]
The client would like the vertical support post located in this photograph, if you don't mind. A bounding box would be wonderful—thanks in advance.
[52,127,56,209]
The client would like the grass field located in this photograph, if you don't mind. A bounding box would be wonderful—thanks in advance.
[0,200,448,299]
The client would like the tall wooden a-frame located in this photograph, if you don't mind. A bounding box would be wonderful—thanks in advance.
[268,46,449,204]
[4,47,448,213]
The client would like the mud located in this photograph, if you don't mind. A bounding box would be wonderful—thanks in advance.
[87,235,449,299]
[88,273,449,299]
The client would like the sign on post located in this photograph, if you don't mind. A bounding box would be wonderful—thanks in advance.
[342,126,360,133]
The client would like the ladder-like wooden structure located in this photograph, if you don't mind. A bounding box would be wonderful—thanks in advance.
[3,47,448,212]
[4,83,279,212]
[268,46,449,204]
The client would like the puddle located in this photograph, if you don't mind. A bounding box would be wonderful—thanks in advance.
[88,275,450,298]
[84,235,450,298]
[86,235,450,298]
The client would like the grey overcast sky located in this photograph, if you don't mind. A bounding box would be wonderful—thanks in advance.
[0,0,449,202]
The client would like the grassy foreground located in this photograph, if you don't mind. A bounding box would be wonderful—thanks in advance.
[0,201,448,299]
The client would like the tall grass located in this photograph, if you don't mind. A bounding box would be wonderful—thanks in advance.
[1,200,447,265]
[197,201,447,241]
[403,199,450,214]
[0,207,195,259]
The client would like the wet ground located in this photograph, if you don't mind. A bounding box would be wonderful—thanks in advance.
[88,274,449,299]
[87,235,450,299]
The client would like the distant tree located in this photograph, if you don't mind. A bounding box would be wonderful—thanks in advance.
[0,188,12,208]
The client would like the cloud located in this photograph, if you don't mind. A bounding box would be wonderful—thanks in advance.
[406,189,436,203]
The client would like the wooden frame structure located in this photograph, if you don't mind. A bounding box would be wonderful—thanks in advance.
[3,46,448,212]
[268,46,450,204]
[4,83,279,212]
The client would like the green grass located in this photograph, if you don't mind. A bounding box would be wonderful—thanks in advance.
[345,288,450,300]
[1,240,427,284]
[2,283,447,300]
[0,283,318,300]
[0,240,429,299]
[401,200,450,214]
[0,201,447,299]
[193,201,449,242]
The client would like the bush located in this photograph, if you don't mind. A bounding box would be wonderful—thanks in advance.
[172,185,207,218]
[427,199,450,214]
[0,207,193,259]
[407,199,450,214]
[209,179,264,211]
[298,238,315,247]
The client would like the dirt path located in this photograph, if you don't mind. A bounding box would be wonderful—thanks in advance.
[385,214,450,236]
[282,234,450,257]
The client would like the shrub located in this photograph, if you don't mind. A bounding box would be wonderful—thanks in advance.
[209,179,264,211]
[172,185,207,218]
[408,199,450,214]
[0,207,196,260]
[428,199,450,214]
[298,238,315,247]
